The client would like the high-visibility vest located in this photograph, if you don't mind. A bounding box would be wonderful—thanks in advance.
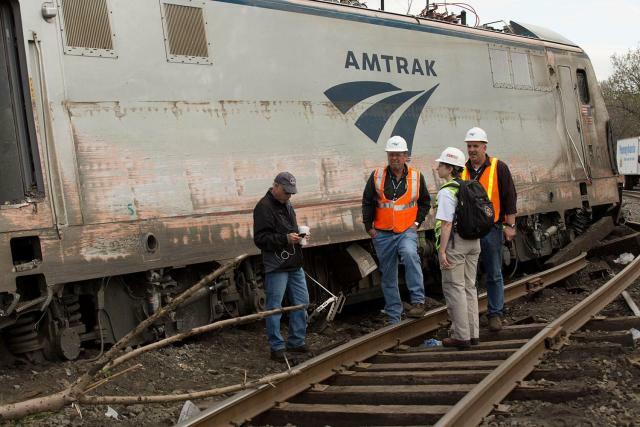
[434,179,459,250]
[372,166,420,233]
[462,156,500,223]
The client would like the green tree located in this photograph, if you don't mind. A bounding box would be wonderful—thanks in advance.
[601,46,640,140]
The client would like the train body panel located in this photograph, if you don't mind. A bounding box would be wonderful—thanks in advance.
[0,0,620,359]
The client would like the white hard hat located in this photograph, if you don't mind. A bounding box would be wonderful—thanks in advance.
[436,147,466,168]
[464,127,488,143]
[385,136,408,152]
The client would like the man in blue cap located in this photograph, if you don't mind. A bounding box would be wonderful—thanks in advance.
[253,172,310,362]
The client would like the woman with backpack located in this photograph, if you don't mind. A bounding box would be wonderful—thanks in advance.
[434,147,482,349]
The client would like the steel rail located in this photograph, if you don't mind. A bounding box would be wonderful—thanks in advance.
[622,190,640,199]
[436,253,640,427]
[180,253,587,427]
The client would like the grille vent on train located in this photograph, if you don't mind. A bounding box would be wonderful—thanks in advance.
[162,2,211,63]
[60,0,114,53]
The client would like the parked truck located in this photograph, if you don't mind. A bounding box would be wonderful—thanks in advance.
[617,137,640,189]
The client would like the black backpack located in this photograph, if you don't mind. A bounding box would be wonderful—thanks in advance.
[446,178,494,239]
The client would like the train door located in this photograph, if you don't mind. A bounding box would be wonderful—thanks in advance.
[0,0,43,204]
[557,65,591,180]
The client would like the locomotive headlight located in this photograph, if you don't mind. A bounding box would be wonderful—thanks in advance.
[41,2,57,20]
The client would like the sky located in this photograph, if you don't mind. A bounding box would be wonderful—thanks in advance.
[363,0,639,81]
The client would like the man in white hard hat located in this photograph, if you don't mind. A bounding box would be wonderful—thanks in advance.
[462,127,517,332]
[362,136,431,324]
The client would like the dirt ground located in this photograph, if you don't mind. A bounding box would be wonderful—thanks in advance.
[0,306,388,426]
[2,198,640,426]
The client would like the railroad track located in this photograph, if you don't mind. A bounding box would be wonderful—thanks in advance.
[179,252,640,427]
[623,190,640,200]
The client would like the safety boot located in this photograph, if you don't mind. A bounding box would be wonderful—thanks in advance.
[406,302,426,318]
[442,337,471,350]
[286,344,309,353]
[488,315,503,332]
[270,349,288,363]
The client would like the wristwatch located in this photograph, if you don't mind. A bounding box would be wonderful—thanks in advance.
[506,223,516,229]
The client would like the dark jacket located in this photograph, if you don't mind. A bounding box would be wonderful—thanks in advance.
[361,165,431,232]
[253,190,304,273]
[464,155,517,222]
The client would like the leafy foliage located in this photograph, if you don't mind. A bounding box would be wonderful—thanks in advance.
[601,46,640,140]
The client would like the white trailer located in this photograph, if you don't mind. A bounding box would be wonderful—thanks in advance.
[617,137,640,188]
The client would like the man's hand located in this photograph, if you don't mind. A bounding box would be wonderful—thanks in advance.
[439,250,452,270]
[504,226,516,242]
[287,233,302,244]
[367,228,378,239]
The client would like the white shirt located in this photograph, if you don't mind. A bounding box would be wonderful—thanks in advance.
[435,188,457,223]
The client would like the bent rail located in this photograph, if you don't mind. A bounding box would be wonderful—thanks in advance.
[180,253,588,427]
[436,252,640,426]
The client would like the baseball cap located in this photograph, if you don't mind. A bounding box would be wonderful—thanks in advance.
[274,172,298,194]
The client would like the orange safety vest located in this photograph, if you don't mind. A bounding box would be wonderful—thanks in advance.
[372,166,420,233]
[462,157,501,223]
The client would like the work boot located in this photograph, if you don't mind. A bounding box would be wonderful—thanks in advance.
[286,344,309,353]
[488,315,503,332]
[270,349,287,362]
[406,302,426,318]
[470,338,480,346]
[442,337,471,350]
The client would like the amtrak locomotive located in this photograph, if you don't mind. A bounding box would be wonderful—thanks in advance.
[0,0,619,361]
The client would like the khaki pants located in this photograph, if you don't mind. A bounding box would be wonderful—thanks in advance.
[441,233,481,341]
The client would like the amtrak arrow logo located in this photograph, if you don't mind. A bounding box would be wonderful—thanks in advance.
[324,81,439,153]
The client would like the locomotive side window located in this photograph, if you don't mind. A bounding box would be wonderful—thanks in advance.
[488,45,551,91]
[576,69,590,104]
[160,0,212,65]
[59,0,116,58]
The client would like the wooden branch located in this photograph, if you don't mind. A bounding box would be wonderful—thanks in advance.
[0,391,71,421]
[70,254,248,393]
[79,369,301,405]
[0,254,248,421]
[105,304,306,372]
[85,364,144,394]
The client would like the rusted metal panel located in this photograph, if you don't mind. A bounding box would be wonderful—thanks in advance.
[0,0,619,292]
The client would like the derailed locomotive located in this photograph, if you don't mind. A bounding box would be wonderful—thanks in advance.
[0,0,620,361]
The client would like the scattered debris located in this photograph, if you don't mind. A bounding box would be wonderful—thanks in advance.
[613,253,635,265]
[71,402,82,419]
[589,269,613,280]
[104,406,119,420]
[493,403,511,415]
[423,338,442,347]
[621,291,640,316]
[178,400,201,423]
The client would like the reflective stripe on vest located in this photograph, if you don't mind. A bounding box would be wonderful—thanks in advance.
[462,157,500,222]
[373,166,420,233]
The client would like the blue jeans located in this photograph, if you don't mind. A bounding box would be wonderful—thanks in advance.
[480,224,505,317]
[264,268,309,352]
[372,228,425,324]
